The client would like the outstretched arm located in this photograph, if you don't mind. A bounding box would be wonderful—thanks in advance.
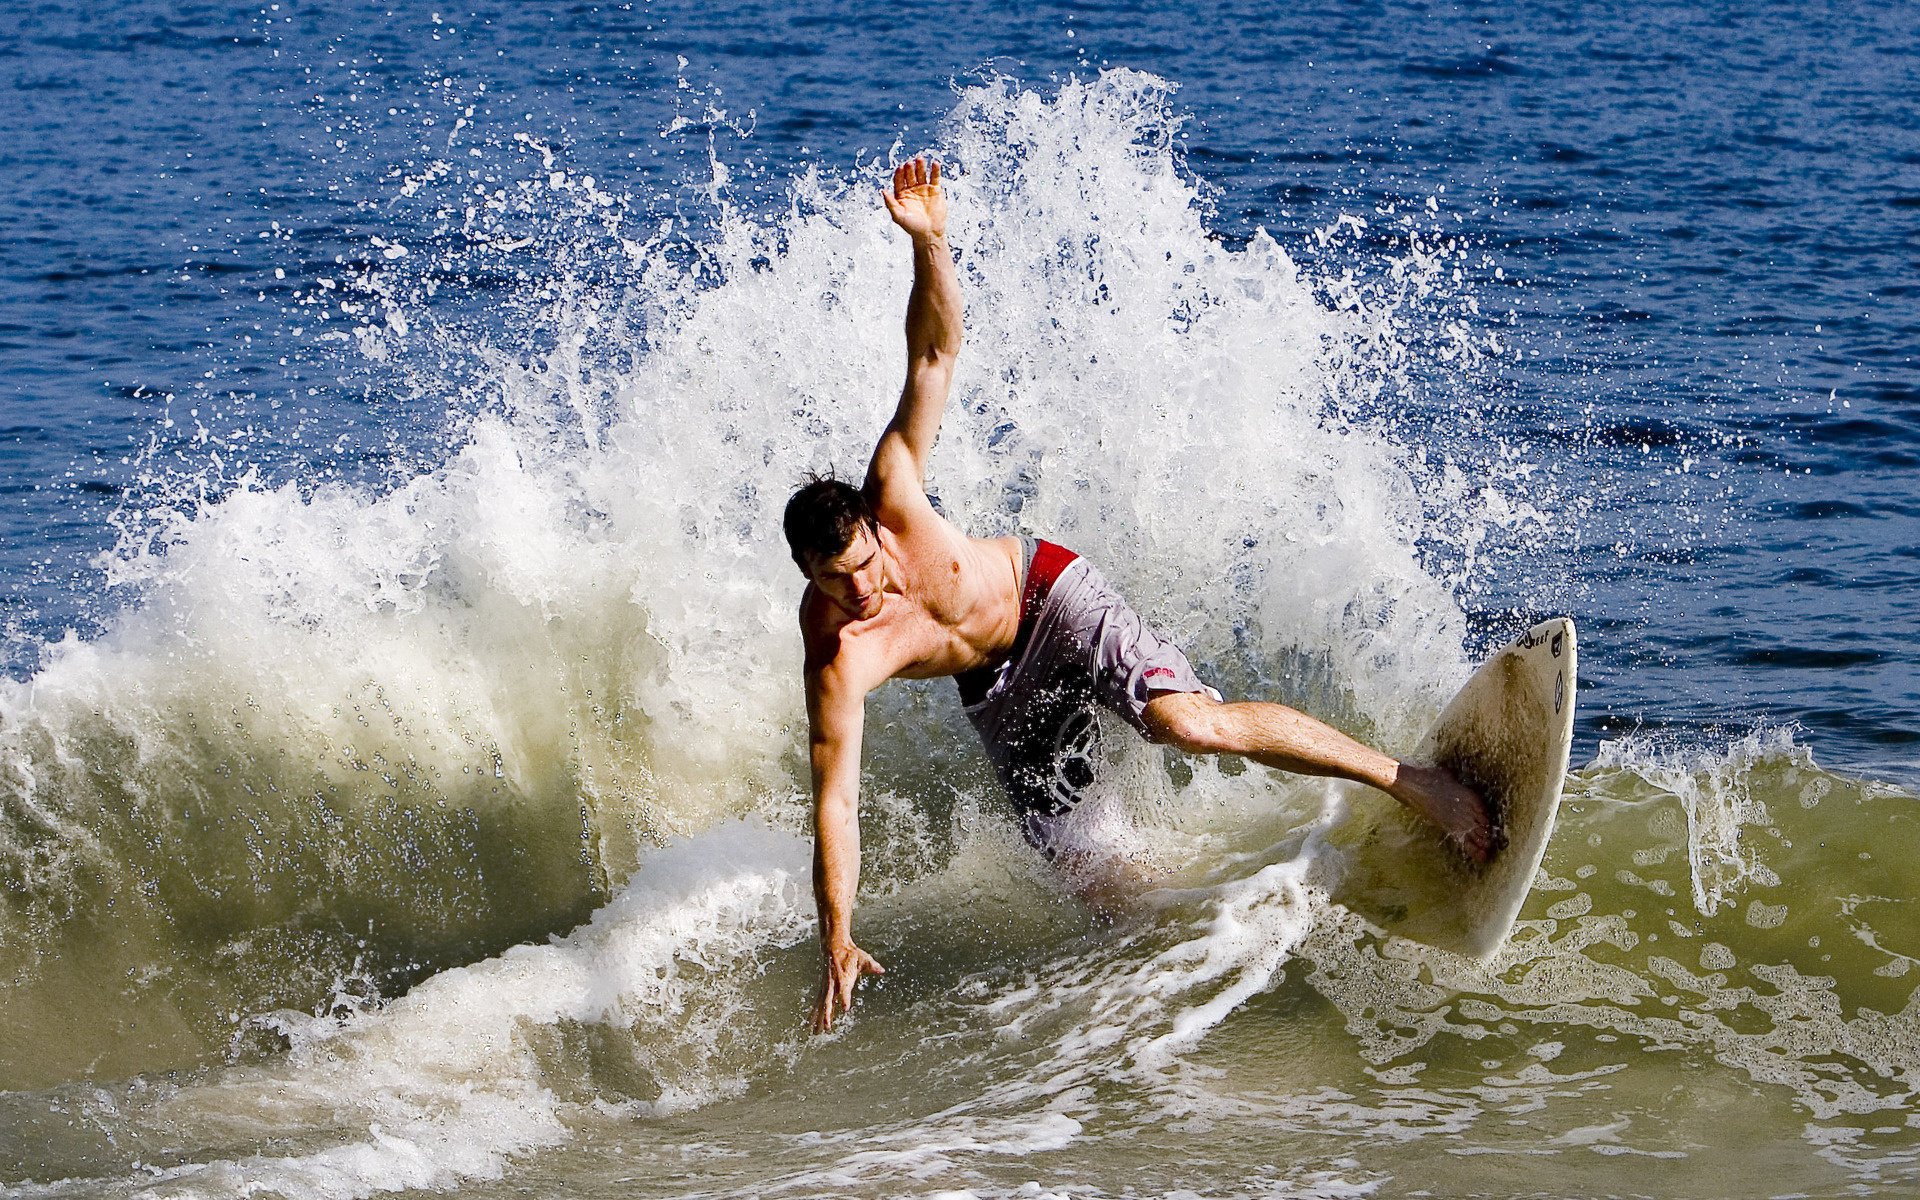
[866,157,961,511]
[806,660,886,1032]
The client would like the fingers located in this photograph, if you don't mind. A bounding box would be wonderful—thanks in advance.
[811,950,886,1033]
[812,967,846,1034]
[813,968,847,1033]
[889,156,943,195]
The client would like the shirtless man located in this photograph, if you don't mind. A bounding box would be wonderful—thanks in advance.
[788,157,1492,1033]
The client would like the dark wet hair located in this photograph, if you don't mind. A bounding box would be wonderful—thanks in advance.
[782,474,878,570]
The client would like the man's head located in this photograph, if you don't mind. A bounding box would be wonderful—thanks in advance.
[784,476,886,618]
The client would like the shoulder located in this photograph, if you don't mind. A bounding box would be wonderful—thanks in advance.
[863,441,941,529]
[866,485,965,558]
[798,586,844,669]
[798,589,878,680]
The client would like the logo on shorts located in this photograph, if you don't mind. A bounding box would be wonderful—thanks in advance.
[1046,707,1103,811]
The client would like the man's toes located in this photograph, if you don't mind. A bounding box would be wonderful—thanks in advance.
[1448,814,1494,864]
[1453,829,1489,865]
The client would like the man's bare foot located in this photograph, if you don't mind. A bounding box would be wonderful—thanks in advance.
[1389,763,1498,864]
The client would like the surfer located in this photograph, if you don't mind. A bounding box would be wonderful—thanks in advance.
[790,157,1493,1032]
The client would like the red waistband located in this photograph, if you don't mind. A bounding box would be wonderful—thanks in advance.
[1020,539,1078,623]
[955,539,1078,707]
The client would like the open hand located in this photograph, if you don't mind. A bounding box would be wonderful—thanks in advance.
[811,938,885,1033]
[882,156,947,241]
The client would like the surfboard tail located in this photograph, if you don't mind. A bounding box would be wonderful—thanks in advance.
[1331,618,1577,962]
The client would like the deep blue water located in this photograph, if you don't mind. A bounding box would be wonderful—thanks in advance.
[3,0,1917,774]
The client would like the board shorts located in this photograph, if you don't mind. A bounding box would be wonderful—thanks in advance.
[955,538,1219,854]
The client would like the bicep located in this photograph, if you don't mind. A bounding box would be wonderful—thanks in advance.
[866,357,955,486]
[806,666,869,798]
[862,430,940,528]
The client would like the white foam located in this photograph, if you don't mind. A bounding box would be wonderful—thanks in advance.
[114,821,811,1199]
[1,67,1524,1194]
[1590,727,1802,915]
[4,68,1490,893]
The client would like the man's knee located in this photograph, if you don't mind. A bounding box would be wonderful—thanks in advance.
[1142,692,1229,755]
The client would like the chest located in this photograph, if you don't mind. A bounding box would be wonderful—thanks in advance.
[864,596,976,678]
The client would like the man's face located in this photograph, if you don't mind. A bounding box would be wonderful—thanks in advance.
[806,526,887,620]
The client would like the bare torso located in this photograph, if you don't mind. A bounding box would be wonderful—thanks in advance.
[801,517,1024,683]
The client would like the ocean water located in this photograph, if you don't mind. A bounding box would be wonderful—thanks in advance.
[2,2,1917,1197]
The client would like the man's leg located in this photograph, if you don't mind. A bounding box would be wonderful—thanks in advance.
[1139,691,1495,862]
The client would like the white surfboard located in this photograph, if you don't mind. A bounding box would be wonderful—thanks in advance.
[1327,618,1577,962]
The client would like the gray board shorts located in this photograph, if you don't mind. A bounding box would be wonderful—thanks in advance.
[956,537,1219,854]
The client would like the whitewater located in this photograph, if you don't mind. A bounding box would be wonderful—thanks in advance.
[2,43,1917,1200]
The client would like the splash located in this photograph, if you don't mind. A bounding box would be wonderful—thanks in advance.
[0,66,1519,1118]
[1298,731,1920,1145]
[1589,726,1800,915]
[2,822,815,1199]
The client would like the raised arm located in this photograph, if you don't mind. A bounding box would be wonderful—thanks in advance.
[865,157,961,513]
[806,658,886,1032]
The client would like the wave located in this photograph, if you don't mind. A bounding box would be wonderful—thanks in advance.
[7,65,1913,1200]
[1306,728,1920,1124]
[9,730,1913,1198]
[0,68,1517,1092]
